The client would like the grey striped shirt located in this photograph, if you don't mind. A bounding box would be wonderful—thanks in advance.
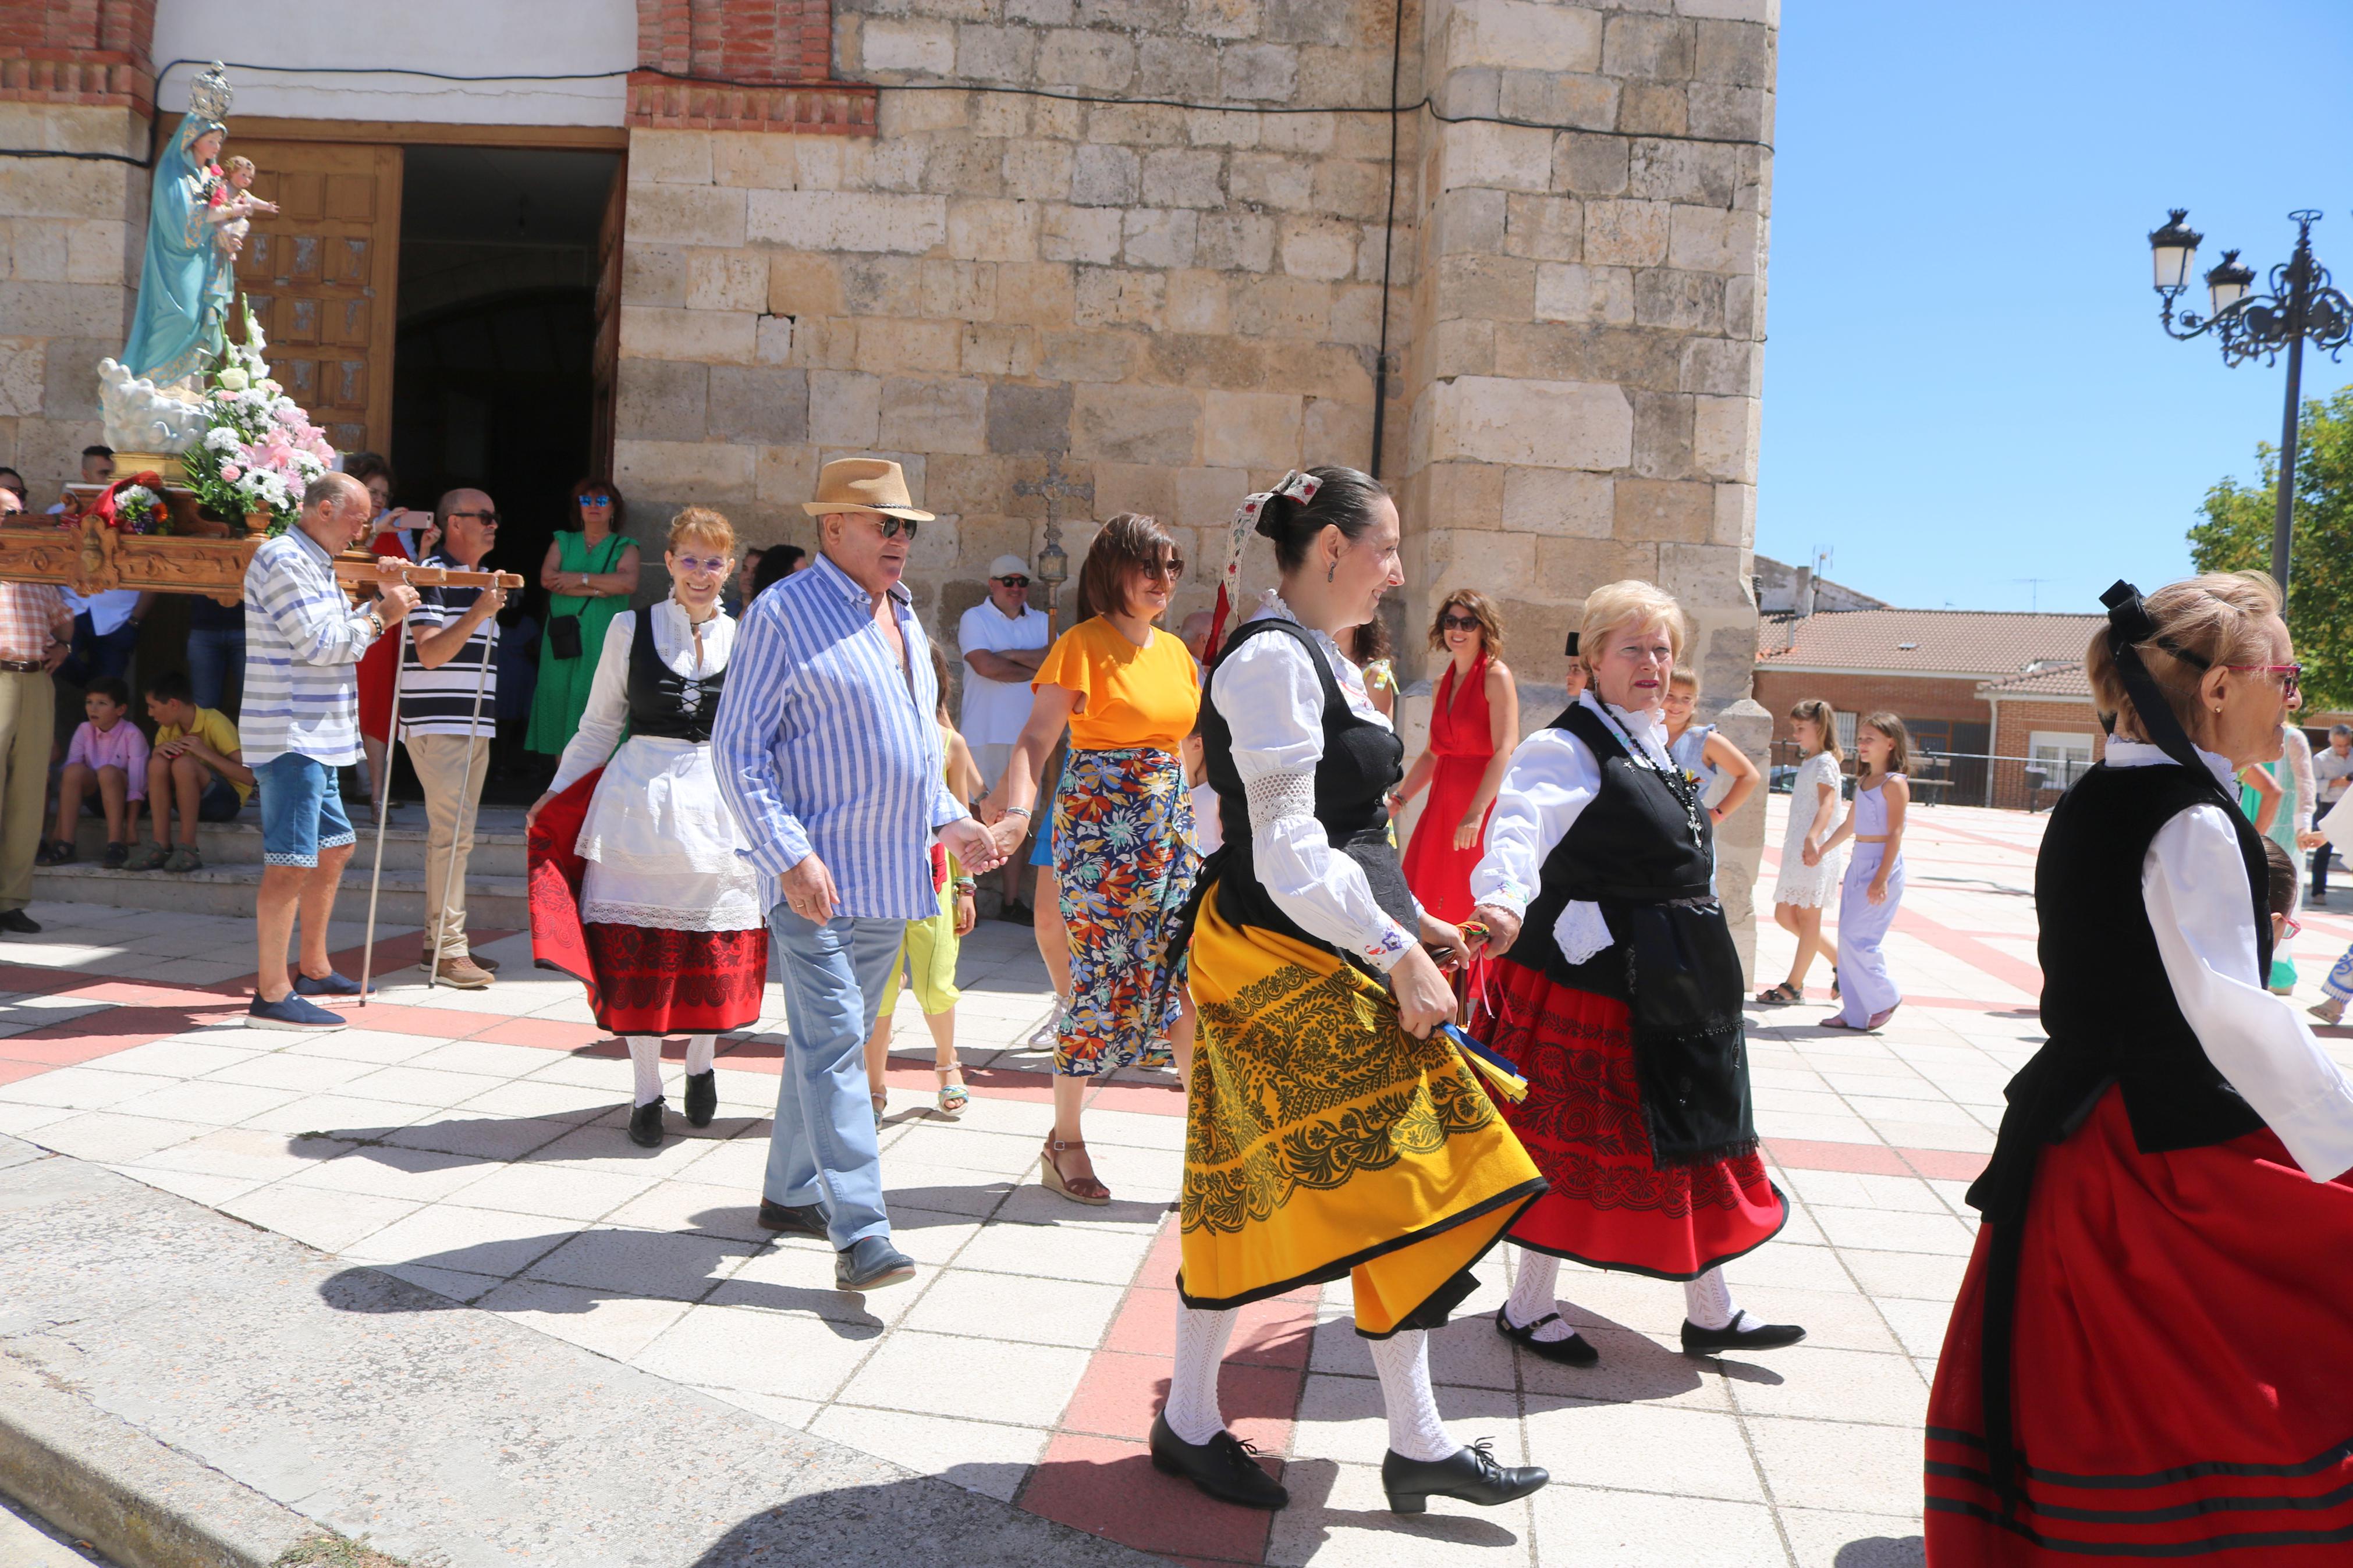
[239,526,378,767]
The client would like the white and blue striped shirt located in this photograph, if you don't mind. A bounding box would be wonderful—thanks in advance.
[239,525,379,767]
[714,552,966,920]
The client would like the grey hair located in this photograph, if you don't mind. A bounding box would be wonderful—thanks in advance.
[303,471,365,512]
[2333,725,2352,739]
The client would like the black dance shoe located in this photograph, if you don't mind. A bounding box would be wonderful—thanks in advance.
[1493,1304,1598,1367]
[1148,1413,1289,1510]
[1680,1315,1807,1356]
[1382,1440,1549,1514]
[684,1069,717,1128]
[629,1097,665,1149]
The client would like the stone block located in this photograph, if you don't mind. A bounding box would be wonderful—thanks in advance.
[629,129,713,186]
[1197,212,1279,273]
[1669,206,1759,276]
[1691,393,1757,482]
[1613,477,1712,542]
[1071,144,1141,208]
[1232,274,1329,339]
[1711,481,1755,547]
[878,375,989,454]
[0,159,132,221]
[961,323,1043,376]
[1426,528,1536,593]
[922,259,999,320]
[862,17,957,73]
[1258,110,1336,155]
[1437,67,1502,121]
[1433,253,1536,322]
[1071,382,1201,464]
[1689,81,1772,142]
[996,261,1078,327]
[623,244,688,309]
[920,137,1005,198]
[949,199,1039,262]
[1305,159,1383,223]
[1141,38,1221,101]
[626,185,747,248]
[755,443,822,506]
[1582,200,1671,267]
[1188,108,1264,148]
[1280,218,1361,282]
[1501,70,1619,132]
[1039,204,1123,265]
[1502,467,1612,536]
[746,190,947,254]
[1186,0,1262,38]
[1329,281,1384,346]
[1620,83,1690,135]
[1228,152,1314,212]
[810,369,884,446]
[1426,375,1632,470]
[1303,395,1371,464]
[1076,266,1167,329]
[770,253,847,317]
[1147,333,1269,390]
[1427,187,1506,258]
[1087,102,1191,147]
[755,315,795,365]
[614,358,708,443]
[1001,142,1074,205]
[1660,542,1754,611]
[1167,271,1233,334]
[1500,194,1582,262]
[1142,150,1226,211]
[1695,19,1774,86]
[707,365,813,445]
[1553,131,1628,197]
[958,22,1038,80]
[619,306,758,365]
[1676,0,1776,19]
[1091,461,1178,521]
[988,382,1074,454]
[855,318,964,374]
[1007,0,1074,22]
[1603,13,1695,79]
[1678,336,1759,396]
[1534,262,1637,326]
[1632,389,1694,479]
[616,439,757,503]
[1634,268,1722,333]
[1040,29,1137,91]
[1122,209,1199,270]
[1265,0,1359,44]
[840,256,924,316]
[1533,535,1660,600]
[1438,121,1554,193]
[1220,43,1300,102]
[1296,44,1390,105]
[1174,465,1251,528]
[1039,330,1140,382]
[36,336,107,421]
[63,221,125,285]
[1630,139,1737,206]
[0,336,43,419]
[1449,0,1603,72]
[709,132,801,191]
[793,317,860,370]
[1202,389,1303,468]
[687,251,770,314]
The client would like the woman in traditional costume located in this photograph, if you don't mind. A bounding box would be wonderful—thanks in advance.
[525,507,766,1149]
[1924,573,2353,1564]
[1467,579,1802,1366]
[1154,466,1548,1517]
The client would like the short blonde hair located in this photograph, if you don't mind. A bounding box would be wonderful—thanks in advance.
[1578,579,1690,674]
[2086,571,2281,743]
[667,506,737,556]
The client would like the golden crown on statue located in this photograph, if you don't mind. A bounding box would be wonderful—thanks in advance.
[187,61,233,122]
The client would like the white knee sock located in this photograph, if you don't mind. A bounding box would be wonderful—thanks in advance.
[1165,1304,1237,1445]
[1367,1329,1458,1463]
[1503,1250,1577,1343]
[626,1036,663,1107]
[684,1034,716,1076]
[1684,1266,1740,1331]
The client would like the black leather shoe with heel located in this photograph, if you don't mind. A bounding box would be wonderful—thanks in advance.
[684,1069,717,1127]
[1382,1440,1549,1514]
[628,1097,665,1149]
[1148,1413,1289,1510]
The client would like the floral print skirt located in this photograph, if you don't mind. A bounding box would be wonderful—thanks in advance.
[1052,745,1198,1076]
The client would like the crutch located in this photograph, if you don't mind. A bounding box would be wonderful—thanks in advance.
[357,613,409,1007]
[425,609,496,990]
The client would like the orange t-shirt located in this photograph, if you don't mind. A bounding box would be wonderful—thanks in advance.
[1033,617,1199,752]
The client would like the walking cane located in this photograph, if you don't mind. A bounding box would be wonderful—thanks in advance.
[425,612,496,991]
[357,615,409,1007]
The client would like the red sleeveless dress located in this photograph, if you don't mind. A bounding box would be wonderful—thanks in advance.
[1403,653,1495,923]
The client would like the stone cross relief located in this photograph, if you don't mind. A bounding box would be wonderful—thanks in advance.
[1012,455,1091,525]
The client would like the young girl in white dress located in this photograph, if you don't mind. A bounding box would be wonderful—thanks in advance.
[1815,712,1911,1031]
[1757,698,1845,1005]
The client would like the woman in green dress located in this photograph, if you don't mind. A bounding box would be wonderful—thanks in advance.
[527,478,642,756]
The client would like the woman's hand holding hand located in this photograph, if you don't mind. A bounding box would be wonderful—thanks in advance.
[524,791,555,832]
[1417,913,1468,972]
[1467,902,1521,958]
[1801,840,1821,867]
[2299,830,2328,850]
[1389,945,1457,1040]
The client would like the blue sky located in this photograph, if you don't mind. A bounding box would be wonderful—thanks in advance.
[1758,0,2353,613]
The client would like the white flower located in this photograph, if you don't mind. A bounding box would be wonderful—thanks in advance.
[215,367,248,392]
[204,426,240,451]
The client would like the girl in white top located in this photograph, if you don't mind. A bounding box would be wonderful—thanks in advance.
[1812,712,1911,1031]
[1758,698,1846,1005]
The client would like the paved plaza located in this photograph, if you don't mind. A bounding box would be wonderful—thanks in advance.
[5,797,2345,1566]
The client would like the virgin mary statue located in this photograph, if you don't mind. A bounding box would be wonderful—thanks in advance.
[121,65,233,391]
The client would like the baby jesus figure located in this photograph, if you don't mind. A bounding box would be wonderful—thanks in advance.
[208,156,278,259]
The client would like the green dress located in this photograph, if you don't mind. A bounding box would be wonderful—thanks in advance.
[526,529,634,756]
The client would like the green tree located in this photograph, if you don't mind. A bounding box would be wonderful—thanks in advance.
[2189,386,2353,711]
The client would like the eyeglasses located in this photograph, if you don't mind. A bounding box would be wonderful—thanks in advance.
[2281,916,2305,940]
[2224,662,2304,699]
[577,495,612,507]
[449,510,499,527]
[673,553,729,574]
[868,515,919,541]
[1140,556,1186,582]
[1439,613,1481,632]
[995,575,1030,588]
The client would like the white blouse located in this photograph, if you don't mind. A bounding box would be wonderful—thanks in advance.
[549,599,737,797]
[1210,596,1417,970]
[1468,691,1681,965]
[2107,737,2353,1181]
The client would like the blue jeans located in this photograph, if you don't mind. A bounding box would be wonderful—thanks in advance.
[58,613,137,688]
[762,906,908,1249]
[185,627,246,714]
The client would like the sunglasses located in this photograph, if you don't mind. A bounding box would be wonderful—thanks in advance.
[864,515,920,541]
[577,495,612,507]
[449,510,499,526]
[1440,613,1481,632]
[995,575,1030,588]
[1138,555,1186,581]
[673,553,729,574]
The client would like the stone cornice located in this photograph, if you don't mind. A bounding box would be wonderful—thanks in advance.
[624,73,876,135]
[0,48,154,113]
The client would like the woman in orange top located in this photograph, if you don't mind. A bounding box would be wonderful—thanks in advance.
[984,513,1201,1205]
[1394,590,1517,923]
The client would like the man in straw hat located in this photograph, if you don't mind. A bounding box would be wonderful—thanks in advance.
[716,457,1006,1293]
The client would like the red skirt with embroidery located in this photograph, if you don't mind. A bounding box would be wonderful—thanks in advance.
[1469,959,1784,1279]
[1923,1087,2353,1564]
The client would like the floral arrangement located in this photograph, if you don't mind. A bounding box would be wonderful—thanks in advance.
[181,300,335,535]
[106,480,169,535]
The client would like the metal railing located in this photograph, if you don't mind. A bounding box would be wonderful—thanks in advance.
[1769,744,2093,813]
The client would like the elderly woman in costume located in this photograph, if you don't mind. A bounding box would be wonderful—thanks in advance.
[1151,466,1548,1517]
[526,507,766,1149]
[1468,580,1803,1366]
[1925,573,2353,1564]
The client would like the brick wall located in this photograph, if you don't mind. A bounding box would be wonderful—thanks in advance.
[0,0,154,109]
[1989,696,2102,811]
[1752,670,1990,750]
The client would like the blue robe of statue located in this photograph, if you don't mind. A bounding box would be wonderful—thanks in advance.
[120,111,227,389]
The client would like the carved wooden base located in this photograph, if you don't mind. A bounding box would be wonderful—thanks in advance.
[0,516,254,605]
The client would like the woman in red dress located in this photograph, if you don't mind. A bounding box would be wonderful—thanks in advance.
[1465,579,1801,1367]
[1925,572,2353,1564]
[1394,590,1516,923]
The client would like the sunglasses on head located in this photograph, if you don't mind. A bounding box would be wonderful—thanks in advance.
[995,574,1030,588]
[673,553,729,574]
[1440,613,1481,632]
[578,494,612,507]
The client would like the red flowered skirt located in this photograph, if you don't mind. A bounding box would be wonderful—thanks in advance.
[1924,1087,2353,1563]
[1470,960,1784,1278]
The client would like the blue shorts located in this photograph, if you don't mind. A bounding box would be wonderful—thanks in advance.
[197,774,245,822]
[255,753,354,867]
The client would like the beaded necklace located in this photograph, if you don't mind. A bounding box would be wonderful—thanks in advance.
[1588,696,1707,848]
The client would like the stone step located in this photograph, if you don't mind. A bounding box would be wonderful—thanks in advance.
[29,859,528,927]
[65,806,528,876]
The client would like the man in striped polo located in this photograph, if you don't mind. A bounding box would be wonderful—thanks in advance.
[240,472,421,1030]
[400,489,508,990]
[716,457,1007,1295]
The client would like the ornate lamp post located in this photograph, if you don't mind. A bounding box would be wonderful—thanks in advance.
[1035,528,1069,635]
[2150,209,2353,593]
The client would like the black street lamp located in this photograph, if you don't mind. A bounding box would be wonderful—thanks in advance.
[2151,209,2353,594]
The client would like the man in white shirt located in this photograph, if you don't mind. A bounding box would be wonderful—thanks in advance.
[957,554,1050,911]
[2314,724,2353,903]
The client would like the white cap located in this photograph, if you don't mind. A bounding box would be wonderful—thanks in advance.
[986,554,1030,579]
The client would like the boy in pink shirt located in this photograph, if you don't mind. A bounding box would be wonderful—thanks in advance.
[39,676,148,870]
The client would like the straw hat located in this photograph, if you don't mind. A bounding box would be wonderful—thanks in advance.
[801,457,934,521]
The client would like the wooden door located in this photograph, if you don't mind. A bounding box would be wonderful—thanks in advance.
[230,141,403,456]
[588,155,626,478]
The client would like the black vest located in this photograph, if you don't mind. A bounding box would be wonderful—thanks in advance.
[1195,617,1416,958]
[624,609,726,742]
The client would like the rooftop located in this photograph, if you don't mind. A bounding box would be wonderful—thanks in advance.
[1978,661,2093,699]
[1758,607,2104,677]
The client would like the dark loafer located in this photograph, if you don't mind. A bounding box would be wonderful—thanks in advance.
[757,1198,828,1238]
[684,1069,717,1128]
[1382,1440,1548,1514]
[294,970,375,998]
[0,909,40,934]
[1681,1317,1807,1356]
[629,1097,665,1149]
[834,1235,915,1292]
[1493,1304,1599,1367]
[1148,1413,1288,1510]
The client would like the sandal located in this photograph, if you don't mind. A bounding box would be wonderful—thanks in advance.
[871,1090,889,1129]
[1830,966,1840,1000]
[1040,1136,1111,1206]
[1754,982,1801,1006]
[935,1064,969,1118]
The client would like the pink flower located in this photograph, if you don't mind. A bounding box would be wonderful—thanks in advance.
[219,463,242,482]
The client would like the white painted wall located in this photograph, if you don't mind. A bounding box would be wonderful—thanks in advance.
[152,0,636,127]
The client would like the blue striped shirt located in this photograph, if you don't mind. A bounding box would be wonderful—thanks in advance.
[714,552,966,920]
[239,526,379,767]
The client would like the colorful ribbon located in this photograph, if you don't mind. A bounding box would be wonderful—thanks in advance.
[1205,469,1322,660]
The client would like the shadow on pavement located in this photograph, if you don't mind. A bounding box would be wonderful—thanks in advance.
[688,1471,1144,1567]
[1836,1535,1926,1566]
